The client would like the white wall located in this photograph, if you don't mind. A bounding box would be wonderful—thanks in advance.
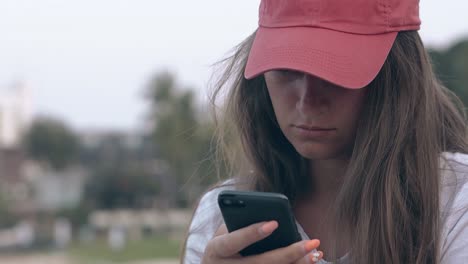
[0,81,33,148]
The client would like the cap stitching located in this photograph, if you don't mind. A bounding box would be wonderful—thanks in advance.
[387,0,392,31]
[253,46,354,75]
[388,22,420,29]
[314,0,321,26]
[378,0,390,33]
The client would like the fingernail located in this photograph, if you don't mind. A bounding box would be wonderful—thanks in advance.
[309,251,321,263]
[312,251,324,263]
[304,239,320,252]
[259,221,278,235]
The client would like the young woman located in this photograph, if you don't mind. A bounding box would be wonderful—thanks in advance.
[182,0,468,263]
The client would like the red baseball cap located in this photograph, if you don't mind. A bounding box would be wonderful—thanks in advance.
[244,0,421,89]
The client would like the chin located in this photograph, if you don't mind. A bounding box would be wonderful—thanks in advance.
[294,145,346,160]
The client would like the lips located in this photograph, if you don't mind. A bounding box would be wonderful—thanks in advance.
[294,125,336,131]
[292,124,337,138]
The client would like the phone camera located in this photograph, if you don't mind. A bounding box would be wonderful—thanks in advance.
[222,199,233,206]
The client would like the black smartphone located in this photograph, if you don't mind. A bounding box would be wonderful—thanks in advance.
[218,190,302,256]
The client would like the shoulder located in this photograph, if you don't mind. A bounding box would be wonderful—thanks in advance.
[183,181,236,264]
[189,182,234,233]
[440,152,468,182]
[440,152,468,211]
[439,152,468,263]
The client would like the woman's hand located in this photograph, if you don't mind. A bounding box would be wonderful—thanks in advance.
[202,221,324,263]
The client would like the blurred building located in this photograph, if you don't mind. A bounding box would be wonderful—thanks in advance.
[23,162,89,211]
[89,208,191,240]
[0,81,34,215]
[0,80,33,149]
[0,148,31,213]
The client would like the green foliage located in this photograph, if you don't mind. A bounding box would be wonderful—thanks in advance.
[429,39,468,107]
[56,203,93,227]
[0,193,19,228]
[79,132,136,169]
[84,165,160,209]
[23,117,80,170]
[145,71,217,206]
[68,236,180,262]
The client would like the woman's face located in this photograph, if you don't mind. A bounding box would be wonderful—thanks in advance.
[264,70,367,160]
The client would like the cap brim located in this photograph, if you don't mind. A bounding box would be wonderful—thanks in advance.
[244,27,397,89]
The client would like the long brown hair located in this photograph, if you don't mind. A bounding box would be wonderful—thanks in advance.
[202,30,468,264]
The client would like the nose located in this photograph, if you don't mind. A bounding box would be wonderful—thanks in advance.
[296,74,329,116]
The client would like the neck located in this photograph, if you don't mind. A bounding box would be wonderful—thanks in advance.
[307,158,349,199]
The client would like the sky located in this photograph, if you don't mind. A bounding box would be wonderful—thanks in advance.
[1,0,467,132]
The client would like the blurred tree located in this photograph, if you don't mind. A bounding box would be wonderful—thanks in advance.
[23,117,80,170]
[144,71,217,207]
[0,192,19,228]
[79,132,133,169]
[84,165,160,209]
[56,202,92,228]
[429,39,468,107]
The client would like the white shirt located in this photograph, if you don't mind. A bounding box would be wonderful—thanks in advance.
[184,152,468,263]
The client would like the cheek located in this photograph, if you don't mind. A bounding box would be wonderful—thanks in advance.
[266,84,296,125]
[335,90,367,134]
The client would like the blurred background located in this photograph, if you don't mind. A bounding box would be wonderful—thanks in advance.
[0,1,467,263]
